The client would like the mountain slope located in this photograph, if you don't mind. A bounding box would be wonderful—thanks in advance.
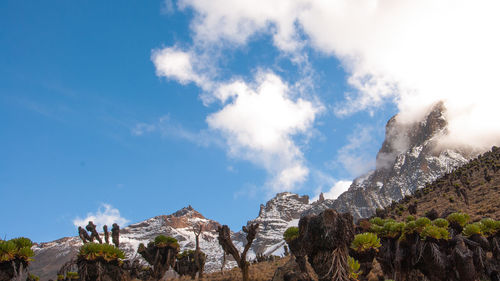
[382,146,500,221]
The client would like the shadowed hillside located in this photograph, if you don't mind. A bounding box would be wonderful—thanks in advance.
[381,146,500,221]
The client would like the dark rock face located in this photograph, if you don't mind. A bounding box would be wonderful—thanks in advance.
[306,102,472,220]
[288,209,354,281]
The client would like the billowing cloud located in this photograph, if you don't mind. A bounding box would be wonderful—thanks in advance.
[153,46,322,191]
[177,0,500,151]
[177,0,306,52]
[207,72,320,191]
[73,204,129,230]
[151,47,209,88]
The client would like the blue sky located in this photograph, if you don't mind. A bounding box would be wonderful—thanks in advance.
[2,0,498,243]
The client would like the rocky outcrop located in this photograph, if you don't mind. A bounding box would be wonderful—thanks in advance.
[286,209,354,281]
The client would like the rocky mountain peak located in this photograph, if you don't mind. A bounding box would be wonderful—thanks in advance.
[306,102,471,220]
[171,205,197,217]
[161,206,219,232]
[376,101,447,171]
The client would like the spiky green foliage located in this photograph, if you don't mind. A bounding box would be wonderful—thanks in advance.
[79,242,125,261]
[382,221,405,238]
[432,218,449,228]
[348,256,361,280]
[463,223,483,237]
[369,217,385,227]
[28,273,40,281]
[369,224,383,235]
[154,235,179,248]
[0,237,34,262]
[415,217,431,229]
[0,241,17,262]
[10,237,33,249]
[57,274,64,280]
[405,215,416,222]
[446,212,470,227]
[403,221,418,235]
[369,218,401,236]
[420,225,450,240]
[479,218,500,236]
[17,246,35,261]
[351,232,381,252]
[283,227,299,242]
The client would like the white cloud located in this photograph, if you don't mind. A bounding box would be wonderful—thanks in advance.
[310,169,351,201]
[73,204,129,230]
[177,0,500,152]
[177,0,306,52]
[151,47,209,88]
[151,45,323,191]
[207,72,321,191]
[322,180,352,200]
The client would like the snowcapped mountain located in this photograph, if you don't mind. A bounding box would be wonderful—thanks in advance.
[306,102,474,220]
[29,102,476,280]
[30,206,230,280]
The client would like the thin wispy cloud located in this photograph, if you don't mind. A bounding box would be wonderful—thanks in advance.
[334,125,378,178]
[131,115,222,147]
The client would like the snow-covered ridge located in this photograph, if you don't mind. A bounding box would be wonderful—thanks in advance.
[31,206,231,280]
